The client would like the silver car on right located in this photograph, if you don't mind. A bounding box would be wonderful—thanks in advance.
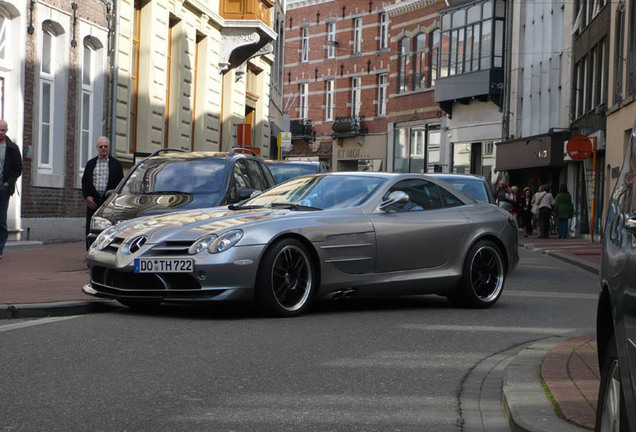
[596,121,636,431]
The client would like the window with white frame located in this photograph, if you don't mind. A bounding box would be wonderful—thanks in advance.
[351,77,361,116]
[39,27,55,171]
[0,15,9,64]
[377,74,387,116]
[353,18,362,53]
[379,13,388,50]
[299,83,308,119]
[80,41,95,169]
[301,27,309,62]
[325,80,334,121]
[327,22,336,58]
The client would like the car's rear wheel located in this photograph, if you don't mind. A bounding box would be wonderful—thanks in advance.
[595,335,629,432]
[450,240,505,308]
[255,238,315,317]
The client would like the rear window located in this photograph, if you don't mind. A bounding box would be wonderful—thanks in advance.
[120,158,226,194]
[268,163,320,183]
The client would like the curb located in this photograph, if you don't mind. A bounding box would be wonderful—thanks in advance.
[0,300,120,319]
[519,243,600,275]
[502,335,591,432]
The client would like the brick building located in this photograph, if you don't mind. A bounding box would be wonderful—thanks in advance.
[283,0,447,171]
[19,0,112,242]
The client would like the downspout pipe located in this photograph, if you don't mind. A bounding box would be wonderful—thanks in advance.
[109,0,120,152]
[501,0,513,142]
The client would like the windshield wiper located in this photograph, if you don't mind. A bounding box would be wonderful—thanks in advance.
[270,202,322,211]
[228,204,266,210]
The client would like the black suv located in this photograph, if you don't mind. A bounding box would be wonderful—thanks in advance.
[87,148,276,246]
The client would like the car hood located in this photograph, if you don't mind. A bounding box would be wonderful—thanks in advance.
[109,207,305,242]
[96,193,223,224]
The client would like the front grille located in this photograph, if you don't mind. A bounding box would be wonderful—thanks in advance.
[104,238,194,256]
[92,266,201,291]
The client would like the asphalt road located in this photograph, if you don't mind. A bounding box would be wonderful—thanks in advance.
[0,248,599,432]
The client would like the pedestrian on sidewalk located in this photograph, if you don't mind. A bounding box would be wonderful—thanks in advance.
[533,184,555,238]
[555,184,574,239]
[0,119,22,260]
[81,136,124,250]
[519,187,533,237]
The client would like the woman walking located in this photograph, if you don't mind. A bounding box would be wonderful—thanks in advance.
[555,184,574,238]
[532,184,555,238]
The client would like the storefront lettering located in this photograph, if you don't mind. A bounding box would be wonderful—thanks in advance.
[338,148,368,159]
[536,150,548,159]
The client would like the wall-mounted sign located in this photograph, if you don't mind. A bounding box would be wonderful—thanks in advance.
[566,135,593,161]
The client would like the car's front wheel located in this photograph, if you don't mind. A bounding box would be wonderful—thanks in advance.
[595,334,629,432]
[449,240,505,308]
[255,238,315,317]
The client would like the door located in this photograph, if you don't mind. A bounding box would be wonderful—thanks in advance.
[371,179,469,272]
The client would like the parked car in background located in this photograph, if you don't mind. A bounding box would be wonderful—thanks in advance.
[596,121,636,431]
[84,172,518,316]
[87,148,276,246]
[429,173,496,204]
[265,160,330,183]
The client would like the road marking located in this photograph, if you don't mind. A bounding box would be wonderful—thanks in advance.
[0,316,81,332]
[401,324,577,334]
[505,290,598,300]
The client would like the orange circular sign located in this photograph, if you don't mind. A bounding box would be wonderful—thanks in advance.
[567,135,593,161]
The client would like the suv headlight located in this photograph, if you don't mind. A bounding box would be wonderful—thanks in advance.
[93,226,118,250]
[91,216,113,231]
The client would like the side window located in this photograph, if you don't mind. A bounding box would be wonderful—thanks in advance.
[384,179,443,211]
[245,159,268,191]
[232,160,252,189]
[439,187,464,207]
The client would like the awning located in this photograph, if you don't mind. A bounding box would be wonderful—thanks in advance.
[496,132,567,171]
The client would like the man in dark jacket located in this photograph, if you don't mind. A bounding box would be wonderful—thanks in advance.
[0,119,22,259]
[81,136,124,249]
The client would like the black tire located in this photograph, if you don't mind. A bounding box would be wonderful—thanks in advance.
[450,240,505,308]
[595,334,629,432]
[255,238,316,317]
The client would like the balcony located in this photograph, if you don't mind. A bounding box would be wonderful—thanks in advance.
[220,0,274,26]
[331,116,368,138]
[217,0,277,73]
[290,119,315,140]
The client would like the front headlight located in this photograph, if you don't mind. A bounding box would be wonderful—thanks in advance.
[93,226,118,250]
[209,230,243,253]
[188,234,218,255]
[91,216,113,231]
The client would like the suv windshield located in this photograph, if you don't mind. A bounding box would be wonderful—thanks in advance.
[120,159,226,195]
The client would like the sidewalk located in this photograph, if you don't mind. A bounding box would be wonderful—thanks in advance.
[0,235,602,431]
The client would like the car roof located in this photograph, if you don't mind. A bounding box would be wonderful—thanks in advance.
[266,160,322,165]
[148,149,261,161]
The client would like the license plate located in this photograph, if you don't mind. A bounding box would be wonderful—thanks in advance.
[134,258,194,273]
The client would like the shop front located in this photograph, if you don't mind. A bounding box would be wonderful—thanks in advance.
[333,135,386,172]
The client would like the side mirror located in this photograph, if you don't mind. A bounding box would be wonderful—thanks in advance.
[238,188,259,200]
[378,191,410,211]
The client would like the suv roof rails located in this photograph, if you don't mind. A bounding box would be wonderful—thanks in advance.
[229,147,256,157]
[150,148,187,157]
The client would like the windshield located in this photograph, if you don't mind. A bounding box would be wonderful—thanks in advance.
[436,177,489,203]
[240,175,385,210]
[120,159,226,195]
[268,163,320,183]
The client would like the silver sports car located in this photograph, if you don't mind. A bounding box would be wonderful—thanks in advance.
[83,172,519,316]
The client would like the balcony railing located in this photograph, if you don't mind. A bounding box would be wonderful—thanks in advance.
[290,119,315,140]
[331,116,368,137]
